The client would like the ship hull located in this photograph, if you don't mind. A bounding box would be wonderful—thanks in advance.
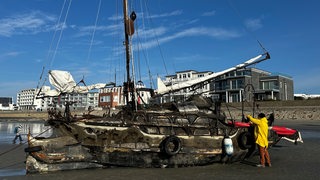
[25,112,252,173]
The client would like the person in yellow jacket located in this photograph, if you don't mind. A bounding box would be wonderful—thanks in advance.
[247,113,271,167]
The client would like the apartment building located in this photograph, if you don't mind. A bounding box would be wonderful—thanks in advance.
[211,68,293,102]
[16,86,52,111]
[17,88,39,110]
[17,86,99,111]
[159,68,293,103]
[51,92,99,110]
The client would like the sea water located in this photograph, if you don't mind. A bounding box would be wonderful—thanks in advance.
[0,120,52,144]
[0,120,52,177]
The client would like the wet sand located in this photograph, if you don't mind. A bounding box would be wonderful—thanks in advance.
[0,144,27,170]
[0,120,319,180]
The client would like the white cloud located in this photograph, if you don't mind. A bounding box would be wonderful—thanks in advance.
[175,27,241,39]
[138,27,167,38]
[136,26,241,51]
[202,10,216,17]
[108,10,183,21]
[148,10,183,19]
[0,51,24,61]
[72,24,121,37]
[3,51,23,57]
[0,11,57,37]
[244,18,263,31]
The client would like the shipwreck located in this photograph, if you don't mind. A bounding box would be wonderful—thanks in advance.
[24,0,302,173]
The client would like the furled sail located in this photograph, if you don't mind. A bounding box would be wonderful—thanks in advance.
[157,52,270,95]
[41,70,109,96]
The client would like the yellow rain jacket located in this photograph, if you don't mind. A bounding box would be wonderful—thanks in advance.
[247,115,269,148]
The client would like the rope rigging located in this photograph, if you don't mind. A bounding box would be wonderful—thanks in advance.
[50,0,73,68]
[0,127,52,158]
[34,0,73,100]
[86,0,102,63]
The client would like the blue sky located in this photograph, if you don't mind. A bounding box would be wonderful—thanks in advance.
[0,0,319,101]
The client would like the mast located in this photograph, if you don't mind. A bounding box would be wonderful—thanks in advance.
[123,0,136,109]
[123,0,130,105]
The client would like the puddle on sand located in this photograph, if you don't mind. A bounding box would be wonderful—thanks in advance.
[0,121,52,144]
[301,130,320,139]
[0,169,26,177]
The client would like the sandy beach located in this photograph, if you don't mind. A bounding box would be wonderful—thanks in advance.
[0,119,319,179]
[1,99,319,179]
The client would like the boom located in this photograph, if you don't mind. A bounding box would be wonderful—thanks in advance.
[157,52,270,95]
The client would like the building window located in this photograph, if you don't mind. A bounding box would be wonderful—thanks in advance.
[229,80,242,90]
[264,82,270,90]
[260,81,278,90]
[231,94,239,102]
[100,96,111,102]
[236,71,242,76]
[237,79,244,89]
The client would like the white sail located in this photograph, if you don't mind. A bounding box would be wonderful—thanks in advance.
[41,70,107,96]
[157,53,270,95]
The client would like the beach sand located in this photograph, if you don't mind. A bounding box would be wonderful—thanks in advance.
[0,120,319,179]
[0,143,27,177]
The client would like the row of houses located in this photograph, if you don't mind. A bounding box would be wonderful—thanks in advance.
[2,67,295,111]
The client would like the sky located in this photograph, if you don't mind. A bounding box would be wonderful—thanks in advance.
[0,0,320,101]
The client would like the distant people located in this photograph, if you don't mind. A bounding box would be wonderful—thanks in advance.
[13,124,23,144]
[247,113,271,168]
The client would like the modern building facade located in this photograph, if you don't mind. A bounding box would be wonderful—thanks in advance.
[160,68,293,103]
[210,68,293,102]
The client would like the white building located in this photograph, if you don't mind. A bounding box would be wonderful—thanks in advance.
[16,86,52,111]
[17,88,39,110]
[17,86,100,111]
[159,70,213,103]
[52,92,100,110]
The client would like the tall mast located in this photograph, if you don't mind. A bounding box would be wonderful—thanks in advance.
[123,0,131,105]
[123,0,136,108]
